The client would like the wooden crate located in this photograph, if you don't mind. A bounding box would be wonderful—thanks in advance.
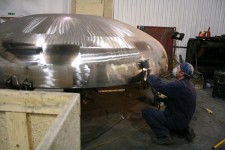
[0,89,80,150]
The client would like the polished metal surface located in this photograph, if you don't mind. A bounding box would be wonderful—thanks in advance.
[0,14,168,88]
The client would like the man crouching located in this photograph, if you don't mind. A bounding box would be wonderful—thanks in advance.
[142,62,196,145]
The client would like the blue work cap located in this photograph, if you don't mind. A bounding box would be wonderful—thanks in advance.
[180,62,194,78]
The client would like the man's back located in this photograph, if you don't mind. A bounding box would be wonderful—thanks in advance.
[143,62,196,145]
[163,79,196,129]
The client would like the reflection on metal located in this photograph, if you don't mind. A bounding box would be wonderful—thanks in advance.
[0,14,168,88]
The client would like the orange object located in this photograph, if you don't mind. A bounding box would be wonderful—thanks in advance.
[198,27,211,37]
[198,31,206,37]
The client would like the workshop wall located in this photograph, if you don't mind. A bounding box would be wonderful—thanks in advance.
[113,0,225,61]
[71,0,113,17]
[1,0,223,63]
[0,0,113,19]
[0,0,71,17]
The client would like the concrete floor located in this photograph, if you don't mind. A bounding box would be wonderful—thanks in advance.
[80,83,225,150]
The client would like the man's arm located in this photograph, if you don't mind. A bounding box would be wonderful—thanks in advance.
[147,75,175,99]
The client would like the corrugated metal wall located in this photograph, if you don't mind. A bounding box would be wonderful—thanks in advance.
[113,0,225,60]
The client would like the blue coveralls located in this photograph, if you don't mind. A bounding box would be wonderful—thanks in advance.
[142,75,196,138]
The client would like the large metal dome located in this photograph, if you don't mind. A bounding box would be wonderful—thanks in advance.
[0,14,168,88]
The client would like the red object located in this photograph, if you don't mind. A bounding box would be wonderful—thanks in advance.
[198,27,211,37]
[139,26,176,71]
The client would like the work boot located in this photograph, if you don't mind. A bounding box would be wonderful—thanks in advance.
[184,127,195,142]
[152,136,174,145]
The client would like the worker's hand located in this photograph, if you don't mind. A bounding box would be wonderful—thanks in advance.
[129,69,147,83]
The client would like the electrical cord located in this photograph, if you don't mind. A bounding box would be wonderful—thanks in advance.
[84,122,148,150]
[82,118,123,146]
[198,105,225,128]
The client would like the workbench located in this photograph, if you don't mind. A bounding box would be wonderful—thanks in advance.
[186,37,225,78]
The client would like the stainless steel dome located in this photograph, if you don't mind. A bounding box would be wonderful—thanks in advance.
[0,14,168,88]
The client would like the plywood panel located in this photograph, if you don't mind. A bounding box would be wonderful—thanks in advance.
[76,0,104,16]
[103,0,113,17]
[37,94,80,150]
[0,112,8,149]
[0,90,72,115]
[6,112,30,150]
[27,114,56,149]
[72,0,113,17]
